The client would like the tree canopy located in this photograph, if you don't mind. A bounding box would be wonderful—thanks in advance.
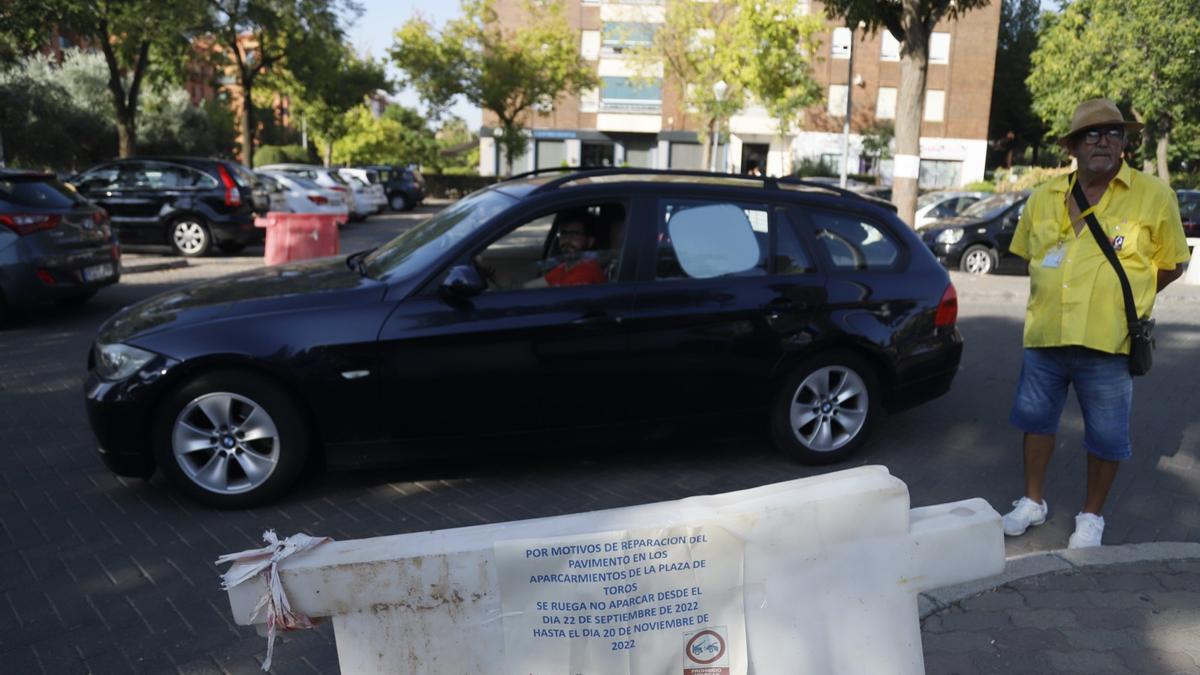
[390,0,596,173]
[1028,0,1200,179]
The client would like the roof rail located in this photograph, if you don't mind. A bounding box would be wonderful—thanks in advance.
[501,166,597,182]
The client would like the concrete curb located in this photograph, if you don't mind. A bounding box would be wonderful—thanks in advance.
[918,541,1200,619]
[120,259,190,274]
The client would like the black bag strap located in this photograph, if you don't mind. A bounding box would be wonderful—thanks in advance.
[1069,174,1140,326]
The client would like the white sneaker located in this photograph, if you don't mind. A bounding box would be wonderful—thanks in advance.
[1002,497,1048,536]
[1068,512,1105,549]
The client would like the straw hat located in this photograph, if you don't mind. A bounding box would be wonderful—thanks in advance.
[1057,98,1143,146]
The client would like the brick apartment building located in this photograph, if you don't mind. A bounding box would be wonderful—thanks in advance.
[479,0,1001,189]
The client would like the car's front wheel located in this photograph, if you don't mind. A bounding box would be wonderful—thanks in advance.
[170,217,212,257]
[770,351,880,464]
[960,244,997,275]
[153,370,309,508]
[389,193,409,211]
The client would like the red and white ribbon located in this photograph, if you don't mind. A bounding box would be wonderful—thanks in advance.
[217,530,332,671]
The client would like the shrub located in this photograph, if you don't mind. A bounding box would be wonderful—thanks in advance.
[964,180,995,192]
[254,144,314,167]
[1170,171,1200,190]
[993,165,1071,193]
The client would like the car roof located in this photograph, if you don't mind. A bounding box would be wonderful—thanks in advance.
[0,168,54,180]
[493,167,897,212]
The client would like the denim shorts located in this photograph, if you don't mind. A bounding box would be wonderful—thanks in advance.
[1009,347,1133,461]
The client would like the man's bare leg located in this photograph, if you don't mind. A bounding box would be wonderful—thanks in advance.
[1023,432,1056,503]
[1082,454,1120,515]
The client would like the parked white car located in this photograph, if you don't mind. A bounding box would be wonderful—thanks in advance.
[915,191,990,230]
[338,168,387,213]
[256,171,350,223]
[257,163,368,222]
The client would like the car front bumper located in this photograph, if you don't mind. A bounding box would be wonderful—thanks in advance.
[83,353,182,478]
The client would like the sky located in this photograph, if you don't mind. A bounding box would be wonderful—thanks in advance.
[344,0,481,127]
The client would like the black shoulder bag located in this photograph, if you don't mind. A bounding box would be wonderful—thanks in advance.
[1069,178,1154,375]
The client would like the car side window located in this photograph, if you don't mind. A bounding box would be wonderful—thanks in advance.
[809,210,901,270]
[76,165,120,191]
[474,202,627,291]
[656,200,769,280]
[775,209,816,275]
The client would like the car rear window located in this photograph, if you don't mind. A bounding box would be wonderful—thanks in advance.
[0,177,86,209]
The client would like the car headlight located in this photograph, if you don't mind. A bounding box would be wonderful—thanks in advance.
[94,343,157,381]
[935,228,964,245]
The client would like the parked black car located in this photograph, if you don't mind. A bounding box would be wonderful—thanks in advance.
[85,169,962,507]
[1177,189,1200,239]
[920,191,1031,275]
[363,164,425,211]
[1,169,120,325]
[71,157,268,257]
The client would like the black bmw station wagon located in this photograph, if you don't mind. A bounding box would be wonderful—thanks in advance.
[85,169,962,507]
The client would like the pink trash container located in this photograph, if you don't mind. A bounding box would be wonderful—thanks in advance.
[255,213,340,266]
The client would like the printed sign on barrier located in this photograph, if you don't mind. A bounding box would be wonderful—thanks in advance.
[494,524,747,675]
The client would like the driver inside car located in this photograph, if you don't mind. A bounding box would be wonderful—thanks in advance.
[525,210,608,288]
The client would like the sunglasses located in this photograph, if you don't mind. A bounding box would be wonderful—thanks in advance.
[1080,127,1125,145]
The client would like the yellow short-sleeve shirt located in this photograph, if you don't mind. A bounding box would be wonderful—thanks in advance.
[1010,162,1191,355]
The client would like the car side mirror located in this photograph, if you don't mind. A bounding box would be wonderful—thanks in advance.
[439,264,485,300]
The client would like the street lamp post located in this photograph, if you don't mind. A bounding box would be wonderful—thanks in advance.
[709,79,728,173]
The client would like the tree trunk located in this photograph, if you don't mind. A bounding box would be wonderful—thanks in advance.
[99,28,150,158]
[240,72,256,167]
[324,140,333,168]
[1157,131,1170,183]
[892,4,930,228]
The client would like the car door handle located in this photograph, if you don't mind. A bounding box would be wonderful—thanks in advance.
[571,312,622,326]
[764,298,807,320]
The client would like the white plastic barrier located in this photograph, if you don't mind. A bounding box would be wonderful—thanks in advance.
[1185,237,1200,285]
[223,466,1003,674]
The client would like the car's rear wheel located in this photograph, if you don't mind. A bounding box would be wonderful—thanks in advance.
[960,244,997,275]
[153,370,308,508]
[390,193,409,211]
[770,351,880,464]
[170,217,212,257]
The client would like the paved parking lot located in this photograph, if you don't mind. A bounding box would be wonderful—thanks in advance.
[1,206,1198,673]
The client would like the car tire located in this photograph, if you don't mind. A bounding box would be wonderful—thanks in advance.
[390,193,409,211]
[217,241,247,254]
[169,217,213,257]
[152,370,309,508]
[770,351,880,465]
[959,244,997,275]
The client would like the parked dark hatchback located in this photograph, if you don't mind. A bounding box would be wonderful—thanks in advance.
[71,157,267,257]
[85,169,962,507]
[920,191,1031,275]
[1,170,120,324]
[1177,189,1200,239]
[363,164,425,211]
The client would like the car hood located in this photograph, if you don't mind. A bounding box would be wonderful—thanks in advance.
[922,216,986,233]
[99,255,378,344]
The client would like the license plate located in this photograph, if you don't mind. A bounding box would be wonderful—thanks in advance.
[82,263,114,282]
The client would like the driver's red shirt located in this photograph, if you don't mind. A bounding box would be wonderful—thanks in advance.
[545,259,606,287]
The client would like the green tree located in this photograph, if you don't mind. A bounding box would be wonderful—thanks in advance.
[278,43,390,166]
[1,0,205,156]
[628,0,743,170]
[860,121,894,176]
[1028,0,1200,181]
[736,0,824,175]
[330,104,437,166]
[204,0,357,166]
[822,0,992,226]
[988,0,1045,168]
[390,0,596,175]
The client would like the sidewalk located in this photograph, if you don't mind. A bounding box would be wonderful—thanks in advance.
[921,542,1200,674]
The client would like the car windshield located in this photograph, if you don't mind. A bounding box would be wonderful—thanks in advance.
[363,189,514,279]
[960,193,1024,219]
[290,176,323,191]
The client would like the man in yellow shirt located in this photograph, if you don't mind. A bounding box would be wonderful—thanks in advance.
[1001,99,1191,548]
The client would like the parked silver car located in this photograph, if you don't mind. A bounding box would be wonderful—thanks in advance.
[915,191,990,230]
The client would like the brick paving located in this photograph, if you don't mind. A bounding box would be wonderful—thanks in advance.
[0,209,1198,672]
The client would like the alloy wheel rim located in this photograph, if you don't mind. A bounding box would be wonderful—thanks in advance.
[173,222,206,254]
[788,366,868,452]
[172,392,280,494]
[964,249,992,274]
[391,195,406,210]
